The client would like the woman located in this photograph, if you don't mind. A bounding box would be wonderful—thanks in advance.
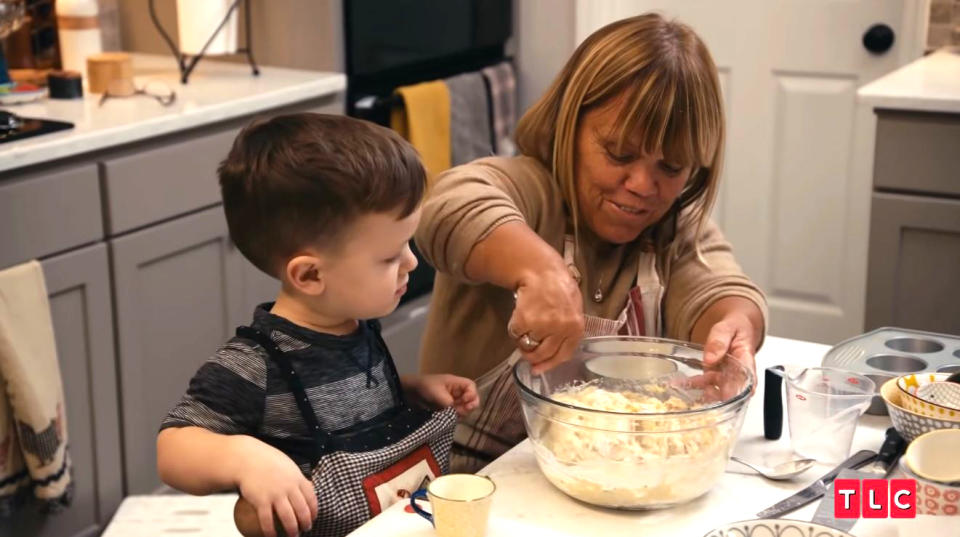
[415,14,767,472]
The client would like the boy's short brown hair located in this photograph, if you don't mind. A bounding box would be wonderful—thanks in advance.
[218,113,426,276]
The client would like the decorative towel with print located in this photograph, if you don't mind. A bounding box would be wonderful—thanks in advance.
[445,72,494,166]
[390,80,451,181]
[0,261,72,516]
[481,62,517,157]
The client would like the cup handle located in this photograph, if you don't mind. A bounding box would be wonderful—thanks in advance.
[763,365,784,440]
[409,489,433,526]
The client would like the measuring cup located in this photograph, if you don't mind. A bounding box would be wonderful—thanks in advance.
[763,366,875,463]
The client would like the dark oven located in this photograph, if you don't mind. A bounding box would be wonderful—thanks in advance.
[344,0,512,304]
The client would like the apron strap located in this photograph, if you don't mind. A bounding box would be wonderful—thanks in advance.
[235,326,333,452]
[634,252,663,337]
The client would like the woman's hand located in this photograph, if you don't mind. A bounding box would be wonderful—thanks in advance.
[232,436,317,537]
[404,374,480,416]
[691,296,765,395]
[508,268,585,375]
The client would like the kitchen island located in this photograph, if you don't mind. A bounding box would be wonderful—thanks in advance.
[348,336,951,536]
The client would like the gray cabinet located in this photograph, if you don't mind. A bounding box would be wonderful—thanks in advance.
[866,193,960,333]
[865,109,960,334]
[233,256,279,328]
[2,244,122,537]
[0,163,103,268]
[100,128,238,235]
[110,206,243,494]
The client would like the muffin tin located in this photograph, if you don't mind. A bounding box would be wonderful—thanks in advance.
[822,327,960,415]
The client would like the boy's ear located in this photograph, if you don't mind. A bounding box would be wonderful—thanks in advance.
[284,254,326,296]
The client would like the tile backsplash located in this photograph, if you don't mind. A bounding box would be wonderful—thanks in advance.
[928,0,960,48]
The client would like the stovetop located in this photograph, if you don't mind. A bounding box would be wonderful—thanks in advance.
[0,110,74,144]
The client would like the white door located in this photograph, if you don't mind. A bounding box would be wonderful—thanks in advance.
[575,0,928,344]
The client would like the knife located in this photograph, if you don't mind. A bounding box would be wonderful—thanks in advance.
[811,428,908,531]
[756,449,877,518]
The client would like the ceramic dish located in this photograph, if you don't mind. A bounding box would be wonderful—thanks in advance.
[896,458,960,516]
[703,519,854,536]
[917,382,960,411]
[880,378,960,441]
[898,373,960,420]
[904,429,960,484]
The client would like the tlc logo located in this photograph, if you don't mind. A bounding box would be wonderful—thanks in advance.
[835,479,917,519]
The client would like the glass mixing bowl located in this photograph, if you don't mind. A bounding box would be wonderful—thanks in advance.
[513,336,754,510]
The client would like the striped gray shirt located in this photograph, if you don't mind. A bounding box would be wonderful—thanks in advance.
[161,304,403,473]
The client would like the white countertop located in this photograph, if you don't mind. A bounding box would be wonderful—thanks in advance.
[858,48,960,114]
[0,54,345,173]
[348,336,954,537]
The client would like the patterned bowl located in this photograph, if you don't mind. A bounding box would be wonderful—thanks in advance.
[897,373,960,421]
[918,382,960,411]
[896,458,960,516]
[881,378,960,442]
[704,519,854,536]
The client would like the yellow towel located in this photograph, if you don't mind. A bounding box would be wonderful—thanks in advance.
[0,261,71,513]
[390,80,451,181]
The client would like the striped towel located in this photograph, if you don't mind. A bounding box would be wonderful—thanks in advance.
[481,62,518,157]
[0,261,72,517]
[445,71,494,166]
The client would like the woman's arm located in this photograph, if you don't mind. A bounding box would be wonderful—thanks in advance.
[416,160,583,372]
[663,214,767,380]
[464,221,584,373]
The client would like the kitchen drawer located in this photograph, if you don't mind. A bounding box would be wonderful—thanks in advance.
[100,126,238,235]
[874,110,960,197]
[0,163,102,268]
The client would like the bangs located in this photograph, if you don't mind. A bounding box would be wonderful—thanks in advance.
[604,62,721,170]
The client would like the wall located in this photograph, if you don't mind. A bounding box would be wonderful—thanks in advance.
[928,0,960,48]
[514,0,577,113]
[118,0,343,72]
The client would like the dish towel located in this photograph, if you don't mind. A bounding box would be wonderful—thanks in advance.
[481,61,518,157]
[0,261,72,516]
[390,80,451,181]
[445,71,494,166]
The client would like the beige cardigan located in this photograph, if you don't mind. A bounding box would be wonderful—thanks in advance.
[414,156,767,380]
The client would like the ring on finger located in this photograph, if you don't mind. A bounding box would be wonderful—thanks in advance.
[519,333,541,351]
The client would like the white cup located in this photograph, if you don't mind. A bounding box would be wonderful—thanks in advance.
[410,474,496,537]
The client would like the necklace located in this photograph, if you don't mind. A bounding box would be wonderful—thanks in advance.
[569,234,620,304]
[591,261,619,303]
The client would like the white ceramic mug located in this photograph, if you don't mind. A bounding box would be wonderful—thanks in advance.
[410,474,496,537]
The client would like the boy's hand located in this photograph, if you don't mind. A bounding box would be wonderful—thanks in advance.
[231,436,317,537]
[407,374,480,416]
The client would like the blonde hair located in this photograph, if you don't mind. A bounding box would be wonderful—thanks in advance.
[515,13,724,255]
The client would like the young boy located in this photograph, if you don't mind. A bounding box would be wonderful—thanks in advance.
[157,114,479,537]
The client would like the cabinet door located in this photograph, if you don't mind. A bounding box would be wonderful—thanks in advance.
[866,193,960,333]
[2,244,122,537]
[111,206,242,494]
[232,255,279,329]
